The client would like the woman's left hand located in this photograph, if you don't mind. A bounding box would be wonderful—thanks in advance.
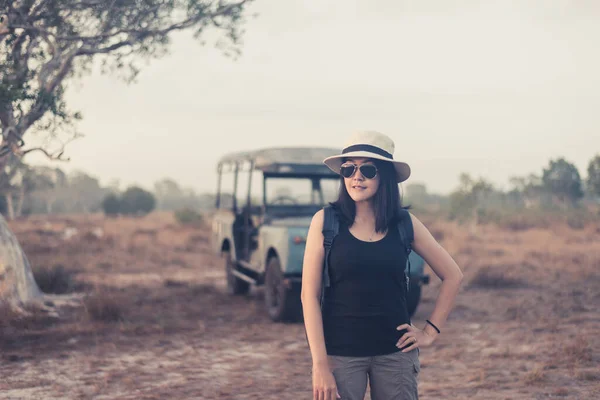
[395,323,436,352]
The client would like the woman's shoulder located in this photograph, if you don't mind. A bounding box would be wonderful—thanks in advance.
[310,204,345,232]
[309,208,325,231]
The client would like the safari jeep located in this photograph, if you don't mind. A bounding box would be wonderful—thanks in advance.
[211,147,429,322]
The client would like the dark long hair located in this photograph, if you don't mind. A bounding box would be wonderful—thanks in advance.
[332,158,406,233]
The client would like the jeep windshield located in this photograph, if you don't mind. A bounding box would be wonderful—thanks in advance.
[264,176,340,212]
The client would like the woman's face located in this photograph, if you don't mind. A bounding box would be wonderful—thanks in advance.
[341,157,380,203]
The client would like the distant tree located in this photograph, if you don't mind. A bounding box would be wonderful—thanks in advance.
[154,178,182,198]
[27,166,67,213]
[405,183,428,201]
[102,194,121,217]
[62,171,107,213]
[153,178,204,210]
[542,158,584,207]
[405,182,447,210]
[449,173,494,230]
[120,186,155,215]
[14,163,41,216]
[155,178,182,209]
[587,154,600,199]
[0,154,54,218]
[508,174,545,209]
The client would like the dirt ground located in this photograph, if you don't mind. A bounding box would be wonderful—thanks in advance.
[0,212,598,400]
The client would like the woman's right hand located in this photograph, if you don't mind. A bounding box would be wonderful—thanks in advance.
[312,363,340,400]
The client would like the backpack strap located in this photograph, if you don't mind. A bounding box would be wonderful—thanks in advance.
[320,205,339,308]
[396,209,414,292]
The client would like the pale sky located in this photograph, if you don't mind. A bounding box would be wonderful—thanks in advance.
[27,0,600,195]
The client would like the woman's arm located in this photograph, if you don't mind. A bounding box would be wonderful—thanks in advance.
[301,209,328,366]
[301,210,340,400]
[410,212,463,337]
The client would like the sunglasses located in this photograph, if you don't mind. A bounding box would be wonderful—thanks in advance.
[340,163,378,179]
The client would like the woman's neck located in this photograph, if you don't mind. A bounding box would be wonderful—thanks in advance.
[354,201,375,223]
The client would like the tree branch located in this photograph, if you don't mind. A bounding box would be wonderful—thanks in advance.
[20,146,70,161]
[77,39,133,56]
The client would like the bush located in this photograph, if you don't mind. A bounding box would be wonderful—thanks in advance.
[469,266,529,289]
[84,290,126,322]
[33,264,79,294]
[102,193,121,216]
[120,186,156,215]
[174,208,203,225]
[497,212,552,231]
[565,210,588,230]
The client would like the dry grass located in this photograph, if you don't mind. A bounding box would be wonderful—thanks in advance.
[559,336,594,366]
[0,210,598,399]
[83,289,128,322]
[551,387,571,397]
[468,266,529,289]
[0,300,60,332]
[575,369,600,381]
[523,364,547,385]
[498,213,552,231]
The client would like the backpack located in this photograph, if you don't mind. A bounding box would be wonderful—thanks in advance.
[319,205,414,309]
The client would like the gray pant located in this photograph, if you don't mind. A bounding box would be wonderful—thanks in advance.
[328,348,420,400]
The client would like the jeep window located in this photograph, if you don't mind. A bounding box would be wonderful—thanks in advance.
[265,177,339,206]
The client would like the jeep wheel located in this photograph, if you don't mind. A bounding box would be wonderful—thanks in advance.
[264,256,301,322]
[223,250,250,295]
[406,280,422,317]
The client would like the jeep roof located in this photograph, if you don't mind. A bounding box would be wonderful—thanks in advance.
[217,147,340,177]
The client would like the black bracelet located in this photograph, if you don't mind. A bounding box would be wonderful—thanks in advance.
[426,319,441,334]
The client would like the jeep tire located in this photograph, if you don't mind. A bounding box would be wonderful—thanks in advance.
[264,256,301,322]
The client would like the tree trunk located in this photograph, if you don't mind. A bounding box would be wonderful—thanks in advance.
[0,213,42,305]
[470,202,479,235]
[15,187,25,217]
[45,197,53,214]
[4,193,14,220]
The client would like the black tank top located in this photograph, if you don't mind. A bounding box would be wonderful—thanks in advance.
[322,220,411,357]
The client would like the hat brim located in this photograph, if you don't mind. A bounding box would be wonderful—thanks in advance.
[323,151,411,183]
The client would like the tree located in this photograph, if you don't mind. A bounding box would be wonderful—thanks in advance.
[26,165,67,213]
[0,153,27,219]
[587,154,600,199]
[405,183,428,202]
[0,1,252,163]
[120,186,155,215]
[0,1,253,308]
[449,173,495,231]
[61,170,107,213]
[508,174,545,209]
[154,178,183,209]
[542,158,584,208]
[102,193,120,217]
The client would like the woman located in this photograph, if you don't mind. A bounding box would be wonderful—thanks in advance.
[301,131,464,400]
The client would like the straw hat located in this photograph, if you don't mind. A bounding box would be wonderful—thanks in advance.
[323,130,411,183]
